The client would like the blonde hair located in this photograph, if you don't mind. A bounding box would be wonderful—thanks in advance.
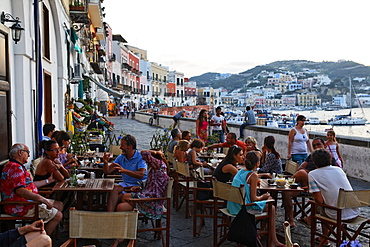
[175,140,189,151]
[245,136,259,149]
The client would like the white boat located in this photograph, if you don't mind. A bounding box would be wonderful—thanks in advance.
[328,78,367,126]
[328,112,367,125]
[306,117,320,125]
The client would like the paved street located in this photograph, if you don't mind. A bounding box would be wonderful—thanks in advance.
[53,116,370,247]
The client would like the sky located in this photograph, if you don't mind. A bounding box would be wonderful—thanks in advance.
[103,0,370,78]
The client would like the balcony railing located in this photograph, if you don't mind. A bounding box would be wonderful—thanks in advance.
[69,0,89,24]
[165,93,176,97]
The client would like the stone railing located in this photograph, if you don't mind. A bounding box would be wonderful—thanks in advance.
[135,110,370,182]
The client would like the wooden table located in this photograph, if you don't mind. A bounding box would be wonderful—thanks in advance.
[258,179,304,193]
[53,179,114,210]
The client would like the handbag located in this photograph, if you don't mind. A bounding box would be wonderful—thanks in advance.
[196,180,213,200]
[227,187,258,247]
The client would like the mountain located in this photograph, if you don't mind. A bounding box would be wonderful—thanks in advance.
[190,60,370,91]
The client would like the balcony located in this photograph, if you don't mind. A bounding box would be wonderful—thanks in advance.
[95,27,105,40]
[165,93,176,97]
[122,63,132,71]
[69,0,89,24]
[88,0,103,28]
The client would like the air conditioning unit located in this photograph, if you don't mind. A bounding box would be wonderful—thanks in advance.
[71,63,83,84]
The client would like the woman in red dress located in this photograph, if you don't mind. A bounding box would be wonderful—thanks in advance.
[196,109,208,142]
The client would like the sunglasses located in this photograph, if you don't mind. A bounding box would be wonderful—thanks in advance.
[21,150,30,154]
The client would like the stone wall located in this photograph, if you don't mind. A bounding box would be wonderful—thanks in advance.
[135,111,370,182]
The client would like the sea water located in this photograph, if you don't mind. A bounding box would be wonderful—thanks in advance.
[272,107,370,139]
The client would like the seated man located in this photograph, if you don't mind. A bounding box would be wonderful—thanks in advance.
[167,128,181,154]
[103,134,147,212]
[0,144,63,235]
[0,220,51,247]
[282,138,336,227]
[207,132,247,154]
[308,149,359,245]
[181,130,192,142]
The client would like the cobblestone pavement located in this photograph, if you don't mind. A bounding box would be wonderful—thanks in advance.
[53,117,370,247]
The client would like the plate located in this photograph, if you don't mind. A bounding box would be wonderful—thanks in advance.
[268,183,277,186]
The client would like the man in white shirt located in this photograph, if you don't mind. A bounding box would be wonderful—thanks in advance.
[308,148,359,245]
[210,107,225,143]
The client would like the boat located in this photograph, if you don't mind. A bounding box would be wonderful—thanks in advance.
[328,77,367,126]
[306,117,320,125]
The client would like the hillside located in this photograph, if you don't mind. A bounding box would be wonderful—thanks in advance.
[190,60,370,91]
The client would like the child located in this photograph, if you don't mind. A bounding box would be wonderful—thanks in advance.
[325,130,343,168]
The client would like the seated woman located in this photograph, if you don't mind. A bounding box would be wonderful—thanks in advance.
[35,140,70,187]
[245,136,262,154]
[213,146,243,183]
[55,131,78,169]
[227,151,284,247]
[259,136,282,175]
[186,138,211,174]
[174,140,189,163]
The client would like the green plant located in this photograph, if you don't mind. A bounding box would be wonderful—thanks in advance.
[150,128,171,151]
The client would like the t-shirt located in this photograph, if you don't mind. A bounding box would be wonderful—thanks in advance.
[114,150,148,186]
[245,109,256,125]
[0,159,39,216]
[211,115,224,131]
[174,111,185,120]
[221,140,247,153]
[308,166,359,220]
[167,140,178,153]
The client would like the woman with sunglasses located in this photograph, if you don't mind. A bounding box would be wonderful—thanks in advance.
[287,115,313,165]
[34,140,70,187]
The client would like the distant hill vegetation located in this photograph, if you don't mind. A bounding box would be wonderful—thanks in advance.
[190,60,370,91]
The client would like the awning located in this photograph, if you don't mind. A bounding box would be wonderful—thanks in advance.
[155,97,166,104]
[147,100,154,105]
[96,89,109,101]
[86,76,124,98]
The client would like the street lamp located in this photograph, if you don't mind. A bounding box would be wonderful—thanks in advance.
[1,11,24,44]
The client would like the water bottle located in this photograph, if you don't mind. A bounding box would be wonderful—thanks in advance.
[90,171,96,179]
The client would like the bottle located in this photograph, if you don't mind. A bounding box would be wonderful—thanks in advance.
[90,171,96,179]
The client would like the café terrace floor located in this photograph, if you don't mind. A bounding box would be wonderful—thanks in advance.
[53,116,370,247]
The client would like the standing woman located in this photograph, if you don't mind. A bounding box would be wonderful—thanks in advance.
[196,109,208,142]
[34,140,70,187]
[55,131,78,169]
[287,115,313,164]
[213,146,243,183]
[259,136,282,175]
[325,130,343,168]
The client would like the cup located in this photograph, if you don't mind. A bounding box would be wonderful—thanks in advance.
[277,174,284,178]
[288,177,295,185]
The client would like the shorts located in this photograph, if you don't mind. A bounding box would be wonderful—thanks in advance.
[8,235,26,247]
[173,116,179,122]
[291,153,308,165]
[24,199,58,223]
[118,181,141,194]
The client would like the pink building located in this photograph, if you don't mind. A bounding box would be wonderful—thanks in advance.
[282,95,296,106]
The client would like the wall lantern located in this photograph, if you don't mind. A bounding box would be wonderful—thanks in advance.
[1,11,24,44]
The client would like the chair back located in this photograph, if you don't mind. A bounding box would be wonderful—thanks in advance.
[166,178,174,198]
[109,145,122,156]
[285,159,299,174]
[69,209,138,239]
[192,166,204,180]
[176,161,191,177]
[212,179,245,204]
[337,188,370,209]
[167,152,177,170]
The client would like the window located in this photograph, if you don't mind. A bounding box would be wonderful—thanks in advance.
[42,4,50,59]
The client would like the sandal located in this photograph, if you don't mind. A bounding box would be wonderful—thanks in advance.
[315,237,330,247]
[297,218,310,228]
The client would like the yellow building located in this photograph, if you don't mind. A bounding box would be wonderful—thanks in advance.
[297,94,320,106]
[151,62,168,97]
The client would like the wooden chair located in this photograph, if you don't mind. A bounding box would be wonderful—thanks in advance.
[212,179,274,247]
[61,208,138,247]
[109,144,122,156]
[128,178,173,247]
[310,188,370,247]
[284,221,300,247]
[174,161,196,218]
[0,195,41,232]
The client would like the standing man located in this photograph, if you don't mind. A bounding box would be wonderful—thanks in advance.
[239,106,256,140]
[0,144,63,235]
[103,134,147,212]
[210,107,225,143]
[173,110,185,129]
[42,124,55,141]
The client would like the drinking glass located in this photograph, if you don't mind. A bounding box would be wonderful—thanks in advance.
[288,177,295,185]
